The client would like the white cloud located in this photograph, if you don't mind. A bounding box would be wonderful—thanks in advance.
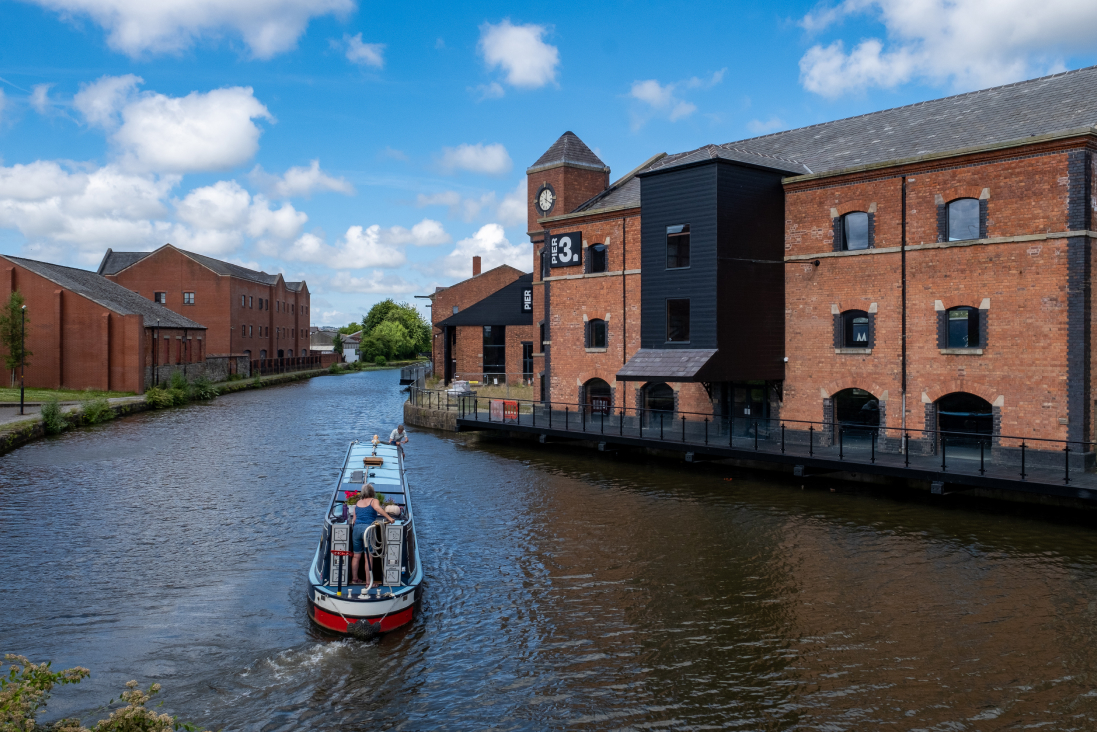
[747,116,787,134]
[629,70,724,128]
[496,179,526,226]
[798,0,1096,98]
[327,270,419,294]
[439,223,530,278]
[478,20,559,90]
[339,33,385,68]
[438,143,512,176]
[249,159,354,199]
[170,180,306,255]
[30,84,54,114]
[73,73,142,128]
[28,0,354,59]
[416,180,526,225]
[284,218,449,269]
[471,82,505,101]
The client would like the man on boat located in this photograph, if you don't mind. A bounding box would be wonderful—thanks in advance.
[389,424,409,454]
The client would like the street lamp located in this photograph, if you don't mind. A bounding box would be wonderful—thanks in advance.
[19,304,26,415]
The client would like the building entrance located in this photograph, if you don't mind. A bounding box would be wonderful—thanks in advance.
[643,383,674,427]
[937,392,993,457]
[584,378,611,415]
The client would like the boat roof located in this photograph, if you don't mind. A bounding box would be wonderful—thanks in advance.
[330,442,409,515]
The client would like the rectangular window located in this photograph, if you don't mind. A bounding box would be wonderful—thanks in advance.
[666,224,690,269]
[183,292,195,305]
[241,295,246,307]
[539,322,546,350]
[249,296,253,308]
[666,299,690,343]
[590,244,607,273]
[483,325,506,374]
[249,326,253,337]
[154,292,166,304]
[522,342,533,377]
[947,308,980,348]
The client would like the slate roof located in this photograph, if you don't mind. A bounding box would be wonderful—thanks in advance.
[436,274,534,328]
[571,153,667,214]
[645,144,811,176]
[616,348,718,382]
[98,246,297,288]
[528,132,608,173]
[3,255,206,329]
[650,65,1097,178]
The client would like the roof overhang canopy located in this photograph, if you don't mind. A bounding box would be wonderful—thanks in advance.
[616,348,719,382]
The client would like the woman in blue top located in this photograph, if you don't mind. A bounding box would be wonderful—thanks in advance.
[350,483,394,585]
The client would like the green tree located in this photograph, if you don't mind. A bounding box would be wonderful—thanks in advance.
[362,299,430,357]
[332,332,344,355]
[370,320,411,360]
[0,291,31,388]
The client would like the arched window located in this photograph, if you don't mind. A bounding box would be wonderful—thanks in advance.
[841,212,870,250]
[584,378,611,415]
[587,318,607,349]
[589,244,607,273]
[946,306,980,348]
[260,349,267,359]
[948,198,980,241]
[643,383,675,414]
[842,309,871,347]
[833,387,880,428]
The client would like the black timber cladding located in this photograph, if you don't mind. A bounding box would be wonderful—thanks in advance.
[435,273,534,328]
[631,158,786,382]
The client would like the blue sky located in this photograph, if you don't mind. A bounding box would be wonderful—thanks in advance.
[3,0,1097,326]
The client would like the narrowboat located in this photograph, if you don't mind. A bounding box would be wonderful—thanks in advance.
[307,440,423,636]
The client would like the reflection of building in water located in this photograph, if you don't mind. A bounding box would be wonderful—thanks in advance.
[433,68,1097,458]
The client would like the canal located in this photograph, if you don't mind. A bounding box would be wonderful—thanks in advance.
[3,369,1097,730]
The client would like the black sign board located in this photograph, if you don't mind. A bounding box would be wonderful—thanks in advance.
[548,231,582,268]
[521,287,533,313]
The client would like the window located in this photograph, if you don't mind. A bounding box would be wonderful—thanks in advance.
[249,326,253,337]
[452,305,459,315]
[666,225,690,269]
[947,306,980,348]
[948,198,980,241]
[154,292,166,304]
[590,244,607,273]
[241,295,246,307]
[587,319,607,348]
[841,212,869,251]
[483,325,506,374]
[522,342,533,378]
[540,322,546,350]
[666,299,690,343]
[249,296,253,308]
[842,310,870,347]
[183,292,194,305]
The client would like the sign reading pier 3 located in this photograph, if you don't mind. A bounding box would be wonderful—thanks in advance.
[549,231,582,268]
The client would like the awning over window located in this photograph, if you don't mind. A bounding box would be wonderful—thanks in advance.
[616,348,719,382]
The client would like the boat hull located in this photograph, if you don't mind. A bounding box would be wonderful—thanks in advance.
[308,598,415,634]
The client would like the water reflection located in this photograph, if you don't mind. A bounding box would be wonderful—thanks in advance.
[1,370,1097,730]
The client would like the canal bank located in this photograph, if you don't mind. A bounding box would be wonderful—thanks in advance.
[403,397,1097,510]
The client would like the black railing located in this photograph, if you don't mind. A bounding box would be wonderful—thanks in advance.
[406,388,1097,486]
[251,356,325,376]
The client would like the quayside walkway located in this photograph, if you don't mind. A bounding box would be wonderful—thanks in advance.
[408,388,1097,503]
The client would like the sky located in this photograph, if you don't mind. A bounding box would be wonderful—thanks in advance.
[3,0,1097,327]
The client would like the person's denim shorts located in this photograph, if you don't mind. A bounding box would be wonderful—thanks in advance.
[352,522,369,553]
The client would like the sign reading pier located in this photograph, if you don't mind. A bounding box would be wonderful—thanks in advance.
[549,231,582,268]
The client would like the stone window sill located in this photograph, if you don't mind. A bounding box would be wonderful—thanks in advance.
[940,348,983,355]
[585,347,608,353]
[835,347,872,355]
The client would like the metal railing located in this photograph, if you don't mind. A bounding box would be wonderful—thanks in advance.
[408,388,1096,486]
[400,362,432,388]
[251,355,325,376]
[423,372,536,399]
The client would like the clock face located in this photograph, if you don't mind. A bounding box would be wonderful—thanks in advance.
[537,185,555,212]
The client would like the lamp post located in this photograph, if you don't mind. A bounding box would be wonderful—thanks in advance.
[19,304,26,415]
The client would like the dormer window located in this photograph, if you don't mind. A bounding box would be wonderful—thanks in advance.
[841,212,869,251]
[948,198,980,241]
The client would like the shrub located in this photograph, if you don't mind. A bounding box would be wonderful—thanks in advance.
[374,355,387,366]
[252,371,262,387]
[328,363,343,374]
[226,372,244,382]
[188,375,218,401]
[167,371,188,392]
[144,387,173,409]
[80,394,114,425]
[169,388,188,406]
[40,397,67,434]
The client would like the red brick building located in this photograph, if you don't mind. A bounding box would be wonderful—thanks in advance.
[487,68,1097,461]
[99,244,311,361]
[430,257,534,384]
[1,255,205,393]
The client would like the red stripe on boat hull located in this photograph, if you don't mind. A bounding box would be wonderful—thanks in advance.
[309,602,415,634]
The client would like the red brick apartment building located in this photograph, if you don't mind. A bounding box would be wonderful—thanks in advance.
[439,66,1097,461]
[99,244,311,360]
[1,255,205,393]
[430,257,534,384]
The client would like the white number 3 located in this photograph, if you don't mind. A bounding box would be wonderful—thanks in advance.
[559,236,573,263]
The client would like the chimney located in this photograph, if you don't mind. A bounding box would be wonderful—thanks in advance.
[472,256,482,276]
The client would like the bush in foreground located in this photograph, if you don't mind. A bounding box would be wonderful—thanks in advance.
[143,387,173,410]
[40,398,67,434]
[80,393,114,425]
[0,654,208,732]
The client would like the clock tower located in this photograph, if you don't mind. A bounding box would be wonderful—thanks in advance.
[526,131,610,240]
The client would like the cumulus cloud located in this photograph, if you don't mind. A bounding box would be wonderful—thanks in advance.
[248,159,354,199]
[628,69,725,128]
[74,73,142,128]
[30,84,55,114]
[439,223,530,278]
[798,0,1097,97]
[28,0,354,59]
[337,33,385,68]
[170,180,306,255]
[284,218,450,269]
[438,143,512,176]
[326,270,419,294]
[416,180,526,225]
[478,20,559,90]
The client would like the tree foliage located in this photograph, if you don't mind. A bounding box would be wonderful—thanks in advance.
[359,300,429,359]
[0,291,32,387]
[332,332,344,354]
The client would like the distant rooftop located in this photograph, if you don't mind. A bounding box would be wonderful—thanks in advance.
[98,245,304,291]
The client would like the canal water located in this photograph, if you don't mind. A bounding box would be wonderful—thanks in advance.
[3,370,1097,730]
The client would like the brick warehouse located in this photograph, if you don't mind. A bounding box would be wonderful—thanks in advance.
[437,66,1097,462]
[99,244,311,361]
[1,255,205,393]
